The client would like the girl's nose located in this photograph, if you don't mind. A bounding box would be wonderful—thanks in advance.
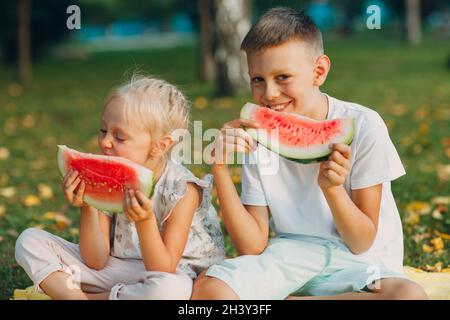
[99,135,113,149]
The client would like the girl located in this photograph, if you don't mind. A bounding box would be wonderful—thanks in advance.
[15,76,225,300]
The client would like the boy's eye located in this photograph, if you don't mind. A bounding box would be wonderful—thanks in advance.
[277,75,289,81]
[99,129,107,134]
[251,77,264,84]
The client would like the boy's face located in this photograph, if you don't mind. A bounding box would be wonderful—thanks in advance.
[98,98,152,165]
[247,39,320,114]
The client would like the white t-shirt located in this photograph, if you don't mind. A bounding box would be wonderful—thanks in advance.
[240,94,406,273]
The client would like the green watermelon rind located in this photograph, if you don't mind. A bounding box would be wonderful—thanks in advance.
[57,145,154,213]
[240,103,355,163]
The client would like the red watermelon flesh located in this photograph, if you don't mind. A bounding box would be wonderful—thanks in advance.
[57,145,154,212]
[240,103,355,163]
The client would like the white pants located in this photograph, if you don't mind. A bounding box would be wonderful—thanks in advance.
[15,228,193,300]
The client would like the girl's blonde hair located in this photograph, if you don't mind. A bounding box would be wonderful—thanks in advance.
[104,75,190,142]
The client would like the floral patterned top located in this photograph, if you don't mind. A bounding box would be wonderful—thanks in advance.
[106,159,225,279]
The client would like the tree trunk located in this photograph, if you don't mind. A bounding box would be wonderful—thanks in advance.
[198,0,216,82]
[18,0,32,85]
[214,0,251,96]
[405,0,422,46]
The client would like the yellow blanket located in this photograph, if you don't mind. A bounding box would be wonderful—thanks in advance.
[11,267,450,300]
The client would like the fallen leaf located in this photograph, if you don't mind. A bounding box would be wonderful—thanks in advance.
[422,244,433,253]
[432,209,443,220]
[22,195,41,207]
[404,212,420,226]
[0,205,5,218]
[405,201,431,215]
[411,233,431,243]
[0,187,16,198]
[434,230,450,240]
[0,147,10,160]
[38,184,53,200]
[431,237,444,251]
[193,96,208,110]
[430,196,450,206]
[437,164,450,182]
[42,211,58,220]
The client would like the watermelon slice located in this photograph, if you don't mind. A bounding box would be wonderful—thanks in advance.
[57,145,154,212]
[240,103,355,163]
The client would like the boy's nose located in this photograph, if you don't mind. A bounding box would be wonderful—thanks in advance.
[264,83,280,100]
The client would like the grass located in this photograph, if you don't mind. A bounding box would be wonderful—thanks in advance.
[0,35,449,299]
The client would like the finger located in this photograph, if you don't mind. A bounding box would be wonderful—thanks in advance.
[223,128,255,149]
[329,151,350,170]
[324,160,347,177]
[326,169,343,183]
[223,118,259,129]
[330,143,351,160]
[224,135,251,150]
[135,190,151,211]
[74,181,85,204]
[66,177,81,194]
[129,190,145,216]
[63,170,78,187]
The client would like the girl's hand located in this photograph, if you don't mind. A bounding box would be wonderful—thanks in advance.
[61,169,87,208]
[213,118,259,165]
[123,189,154,223]
[318,144,352,189]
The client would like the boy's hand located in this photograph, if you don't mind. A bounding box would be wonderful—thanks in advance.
[318,144,351,189]
[61,169,88,208]
[213,118,259,165]
[123,189,154,223]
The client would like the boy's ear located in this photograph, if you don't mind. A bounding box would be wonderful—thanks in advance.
[313,54,331,87]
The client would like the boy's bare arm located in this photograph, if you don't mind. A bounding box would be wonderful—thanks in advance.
[79,206,111,270]
[212,164,270,255]
[319,143,380,254]
[322,184,381,254]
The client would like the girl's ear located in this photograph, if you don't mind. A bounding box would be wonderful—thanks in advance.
[149,135,175,158]
[313,54,331,87]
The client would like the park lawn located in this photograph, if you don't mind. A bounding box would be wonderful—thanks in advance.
[0,35,449,299]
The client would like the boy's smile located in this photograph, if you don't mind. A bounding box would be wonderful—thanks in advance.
[247,39,330,120]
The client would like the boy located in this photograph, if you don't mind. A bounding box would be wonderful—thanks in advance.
[191,7,427,300]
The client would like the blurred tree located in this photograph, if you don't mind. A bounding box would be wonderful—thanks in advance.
[18,0,31,85]
[0,0,72,65]
[405,0,422,45]
[198,0,216,82]
[214,0,252,96]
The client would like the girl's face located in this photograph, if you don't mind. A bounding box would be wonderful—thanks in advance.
[98,98,152,166]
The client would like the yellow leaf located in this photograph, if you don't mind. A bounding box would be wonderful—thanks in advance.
[193,96,208,110]
[434,230,450,240]
[405,201,431,215]
[422,244,433,253]
[54,214,72,231]
[8,83,23,97]
[0,147,10,161]
[42,211,58,220]
[0,205,5,218]
[0,187,16,198]
[442,268,450,274]
[404,212,420,226]
[22,195,41,207]
[430,196,450,206]
[22,114,36,128]
[437,164,450,182]
[69,228,79,236]
[38,184,53,200]
[431,237,444,251]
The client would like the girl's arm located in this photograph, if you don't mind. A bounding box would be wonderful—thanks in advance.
[62,170,111,270]
[127,183,200,273]
[212,164,270,255]
[78,206,112,270]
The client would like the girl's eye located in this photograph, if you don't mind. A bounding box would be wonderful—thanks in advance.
[99,129,107,134]
[251,77,264,84]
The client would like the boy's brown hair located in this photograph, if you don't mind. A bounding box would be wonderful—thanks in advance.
[241,7,323,56]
